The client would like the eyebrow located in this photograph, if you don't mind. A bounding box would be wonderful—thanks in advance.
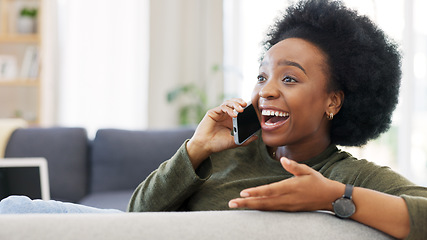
[260,60,306,74]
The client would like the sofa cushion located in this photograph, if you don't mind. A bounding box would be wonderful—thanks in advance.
[78,190,134,212]
[0,211,394,240]
[90,128,194,193]
[4,128,89,203]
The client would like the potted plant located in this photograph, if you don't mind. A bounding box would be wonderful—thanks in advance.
[167,83,208,126]
[17,7,38,34]
[167,64,225,126]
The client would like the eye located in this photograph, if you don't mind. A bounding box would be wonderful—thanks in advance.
[257,75,267,82]
[283,76,297,83]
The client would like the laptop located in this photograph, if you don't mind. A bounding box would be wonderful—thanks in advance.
[0,158,50,201]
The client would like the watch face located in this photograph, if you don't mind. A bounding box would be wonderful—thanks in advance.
[333,198,356,218]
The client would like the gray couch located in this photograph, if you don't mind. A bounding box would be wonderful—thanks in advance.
[4,127,195,211]
[1,127,394,240]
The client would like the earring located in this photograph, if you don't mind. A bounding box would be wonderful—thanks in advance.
[328,112,334,120]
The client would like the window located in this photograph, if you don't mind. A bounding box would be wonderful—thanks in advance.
[56,0,149,137]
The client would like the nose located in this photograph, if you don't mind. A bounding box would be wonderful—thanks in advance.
[259,79,280,99]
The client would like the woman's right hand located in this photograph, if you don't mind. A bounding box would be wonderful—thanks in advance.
[186,98,257,169]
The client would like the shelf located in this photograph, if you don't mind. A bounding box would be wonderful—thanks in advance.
[0,34,40,43]
[0,79,39,86]
[0,0,42,125]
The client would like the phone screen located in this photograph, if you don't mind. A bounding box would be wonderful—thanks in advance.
[233,103,261,145]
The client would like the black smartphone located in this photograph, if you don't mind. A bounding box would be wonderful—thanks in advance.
[232,103,261,145]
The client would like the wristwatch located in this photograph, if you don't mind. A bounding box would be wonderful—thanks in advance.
[332,184,356,218]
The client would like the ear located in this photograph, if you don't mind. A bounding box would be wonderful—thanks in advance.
[326,90,344,117]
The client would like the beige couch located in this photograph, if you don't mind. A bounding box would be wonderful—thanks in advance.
[0,211,393,240]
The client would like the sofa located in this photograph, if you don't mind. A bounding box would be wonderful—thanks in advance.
[3,127,196,210]
[0,127,394,240]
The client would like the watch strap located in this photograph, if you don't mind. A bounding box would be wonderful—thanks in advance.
[343,184,354,199]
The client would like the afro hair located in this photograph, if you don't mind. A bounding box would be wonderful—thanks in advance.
[262,0,401,146]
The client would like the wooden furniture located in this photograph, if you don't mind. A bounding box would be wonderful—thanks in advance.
[0,0,41,124]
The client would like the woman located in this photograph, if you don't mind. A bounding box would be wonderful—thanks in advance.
[1,0,426,239]
[127,0,426,239]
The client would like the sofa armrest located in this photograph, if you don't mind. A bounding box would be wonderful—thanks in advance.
[5,127,89,203]
[0,211,393,240]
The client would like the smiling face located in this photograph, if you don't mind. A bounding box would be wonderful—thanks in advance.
[251,38,341,158]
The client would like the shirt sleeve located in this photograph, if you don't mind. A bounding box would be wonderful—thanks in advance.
[127,140,212,212]
[401,194,427,240]
[352,162,427,240]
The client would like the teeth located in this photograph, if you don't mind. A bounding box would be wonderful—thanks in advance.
[262,110,289,117]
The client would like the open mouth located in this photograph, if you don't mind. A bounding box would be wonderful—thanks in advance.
[262,109,290,126]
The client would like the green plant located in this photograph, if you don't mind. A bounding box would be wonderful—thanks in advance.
[20,8,38,18]
[167,83,208,126]
[167,64,225,126]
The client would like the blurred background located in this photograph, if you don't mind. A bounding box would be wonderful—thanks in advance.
[0,0,426,186]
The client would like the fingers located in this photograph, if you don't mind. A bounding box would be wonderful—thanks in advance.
[237,160,313,198]
[228,178,315,211]
[229,196,288,211]
[239,180,292,199]
[229,195,313,212]
[280,157,313,177]
[230,177,300,210]
[229,160,322,211]
[219,99,247,117]
[206,99,246,121]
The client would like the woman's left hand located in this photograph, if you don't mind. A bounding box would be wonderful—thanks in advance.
[228,158,343,212]
[229,157,411,239]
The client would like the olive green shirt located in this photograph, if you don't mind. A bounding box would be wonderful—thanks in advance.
[128,137,427,239]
